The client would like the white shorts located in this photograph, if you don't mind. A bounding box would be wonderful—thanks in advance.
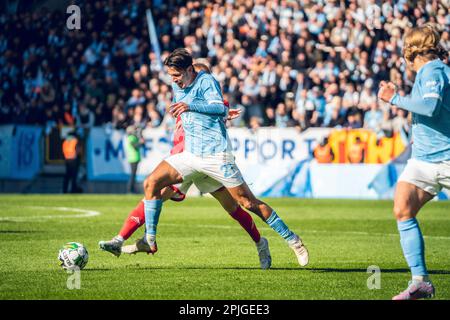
[174,172,224,195]
[165,151,244,189]
[398,158,450,195]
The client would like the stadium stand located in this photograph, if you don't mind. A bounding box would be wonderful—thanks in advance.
[1,0,448,132]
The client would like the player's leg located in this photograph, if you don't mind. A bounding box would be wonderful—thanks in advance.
[99,186,177,257]
[127,162,138,193]
[121,175,264,267]
[121,180,193,255]
[392,182,435,300]
[198,152,308,267]
[209,186,271,269]
[99,200,145,257]
[99,157,185,257]
[71,159,79,193]
[63,162,70,193]
[142,159,184,253]
[392,159,440,300]
[227,182,309,266]
[210,187,260,242]
[143,160,183,199]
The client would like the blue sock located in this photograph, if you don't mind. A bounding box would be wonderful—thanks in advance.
[398,218,428,277]
[265,211,296,242]
[144,199,163,236]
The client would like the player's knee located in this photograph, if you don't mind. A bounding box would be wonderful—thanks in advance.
[393,203,413,221]
[239,198,258,212]
[143,176,158,195]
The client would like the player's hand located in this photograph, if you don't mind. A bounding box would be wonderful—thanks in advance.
[146,234,158,255]
[227,108,242,120]
[377,81,396,103]
[170,102,190,118]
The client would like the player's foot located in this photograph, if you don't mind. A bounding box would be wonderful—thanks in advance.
[288,234,309,267]
[255,237,271,270]
[392,281,435,300]
[121,237,151,254]
[98,236,123,257]
[145,234,158,254]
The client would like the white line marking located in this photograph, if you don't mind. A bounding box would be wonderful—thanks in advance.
[0,206,101,222]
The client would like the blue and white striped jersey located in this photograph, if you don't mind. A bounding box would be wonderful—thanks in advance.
[171,70,231,156]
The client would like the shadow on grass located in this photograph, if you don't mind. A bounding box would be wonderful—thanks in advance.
[83,268,113,272]
[0,230,41,234]
[85,266,291,271]
[304,267,450,275]
[84,266,450,275]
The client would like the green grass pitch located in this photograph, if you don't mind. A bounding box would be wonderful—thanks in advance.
[0,194,449,300]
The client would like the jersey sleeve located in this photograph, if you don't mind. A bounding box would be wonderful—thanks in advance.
[419,67,445,102]
[189,76,227,116]
[390,68,445,117]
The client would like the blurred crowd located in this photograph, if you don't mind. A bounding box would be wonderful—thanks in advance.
[0,0,449,138]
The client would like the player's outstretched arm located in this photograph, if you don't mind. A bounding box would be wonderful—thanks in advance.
[171,101,227,117]
[389,94,441,117]
[190,76,228,116]
[189,100,228,116]
[378,70,445,117]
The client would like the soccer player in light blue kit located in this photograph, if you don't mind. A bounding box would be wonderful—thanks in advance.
[142,48,309,267]
[378,24,450,300]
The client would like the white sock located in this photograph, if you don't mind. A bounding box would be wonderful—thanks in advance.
[115,235,124,243]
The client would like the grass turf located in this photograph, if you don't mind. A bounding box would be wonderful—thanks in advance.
[0,195,449,300]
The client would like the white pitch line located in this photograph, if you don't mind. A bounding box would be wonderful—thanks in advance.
[162,223,450,240]
[0,206,101,222]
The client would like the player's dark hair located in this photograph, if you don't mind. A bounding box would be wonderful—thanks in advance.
[164,48,193,70]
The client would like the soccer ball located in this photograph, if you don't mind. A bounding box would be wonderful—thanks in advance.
[58,242,89,270]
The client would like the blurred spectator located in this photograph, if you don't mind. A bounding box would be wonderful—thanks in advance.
[345,108,363,129]
[60,103,75,127]
[314,137,335,164]
[348,137,365,164]
[363,102,383,134]
[392,108,409,134]
[275,103,290,128]
[62,131,82,194]
[76,103,95,136]
[125,125,143,194]
[145,102,162,128]
[380,109,394,138]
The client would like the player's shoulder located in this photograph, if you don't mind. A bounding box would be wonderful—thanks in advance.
[197,71,218,86]
[421,59,447,78]
[417,60,449,90]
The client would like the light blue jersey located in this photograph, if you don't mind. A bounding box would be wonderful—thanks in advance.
[390,59,450,163]
[172,71,230,156]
